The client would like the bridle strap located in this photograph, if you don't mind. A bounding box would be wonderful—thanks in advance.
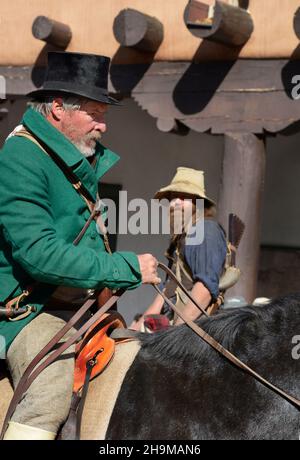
[161,261,209,318]
[155,262,300,410]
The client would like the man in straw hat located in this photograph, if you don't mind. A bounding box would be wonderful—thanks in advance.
[131,167,227,331]
[0,52,160,440]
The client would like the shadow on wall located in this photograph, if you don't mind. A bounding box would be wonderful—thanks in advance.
[31,43,62,88]
[174,1,246,115]
[281,50,300,101]
[110,7,163,96]
[172,52,240,115]
[258,247,300,299]
[279,8,300,135]
[110,48,154,97]
[281,7,300,101]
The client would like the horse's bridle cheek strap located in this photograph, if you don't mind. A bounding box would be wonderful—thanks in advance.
[155,262,300,410]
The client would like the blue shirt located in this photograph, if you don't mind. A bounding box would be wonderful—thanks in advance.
[184,219,227,301]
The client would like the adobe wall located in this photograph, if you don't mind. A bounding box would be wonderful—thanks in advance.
[1,0,300,66]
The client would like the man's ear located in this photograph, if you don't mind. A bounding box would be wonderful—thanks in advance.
[51,98,64,121]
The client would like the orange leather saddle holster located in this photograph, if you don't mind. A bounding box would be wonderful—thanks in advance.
[73,311,126,393]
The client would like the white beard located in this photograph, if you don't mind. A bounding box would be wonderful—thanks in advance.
[73,132,101,158]
[72,139,97,158]
[63,124,101,158]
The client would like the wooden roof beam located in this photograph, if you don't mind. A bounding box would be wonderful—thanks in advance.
[0,102,8,121]
[32,16,72,48]
[113,8,163,52]
[184,0,253,47]
[156,118,189,136]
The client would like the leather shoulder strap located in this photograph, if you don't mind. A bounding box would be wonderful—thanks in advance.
[15,128,94,208]
[14,128,112,253]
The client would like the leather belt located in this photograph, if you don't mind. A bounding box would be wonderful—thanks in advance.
[44,299,87,311]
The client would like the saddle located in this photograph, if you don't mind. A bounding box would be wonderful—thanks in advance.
[59,309,136,440]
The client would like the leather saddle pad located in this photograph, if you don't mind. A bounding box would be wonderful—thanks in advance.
[73,312,126,393]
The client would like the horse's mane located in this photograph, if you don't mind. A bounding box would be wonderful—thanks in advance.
[138,293,300,369]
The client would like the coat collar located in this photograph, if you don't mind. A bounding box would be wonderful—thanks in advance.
[22,108,119,200]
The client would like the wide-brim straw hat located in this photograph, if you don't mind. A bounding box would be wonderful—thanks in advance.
[154,167,216,206]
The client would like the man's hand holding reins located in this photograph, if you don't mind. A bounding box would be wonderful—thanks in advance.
[137,254,161,285]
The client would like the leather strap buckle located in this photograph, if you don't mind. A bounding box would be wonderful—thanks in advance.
[4,290,36,321]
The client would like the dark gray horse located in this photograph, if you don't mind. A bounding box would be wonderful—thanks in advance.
[0,293,299,439]
[105,293,300,440]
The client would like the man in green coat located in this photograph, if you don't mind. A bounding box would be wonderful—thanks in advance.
[0,52,160,440]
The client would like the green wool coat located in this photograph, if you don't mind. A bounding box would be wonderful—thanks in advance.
[0,108,142,353]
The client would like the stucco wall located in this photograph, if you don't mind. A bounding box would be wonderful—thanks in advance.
[1,0,300,65]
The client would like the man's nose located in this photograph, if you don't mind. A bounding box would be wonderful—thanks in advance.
[171,198,183,206]
[94,122,107,133]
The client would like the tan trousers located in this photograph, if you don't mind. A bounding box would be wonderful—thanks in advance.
[6,311,78,434]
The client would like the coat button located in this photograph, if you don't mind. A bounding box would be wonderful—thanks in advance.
[113,269,119,280]
[90,231,97,240]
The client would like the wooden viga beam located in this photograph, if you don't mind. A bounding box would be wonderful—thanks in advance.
[184,0,253,47]
[113,8,163,52]
[156,118,189,136]
[0,108,8,121]
[32,16,72,48]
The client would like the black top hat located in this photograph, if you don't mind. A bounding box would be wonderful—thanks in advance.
[27,51,120,105]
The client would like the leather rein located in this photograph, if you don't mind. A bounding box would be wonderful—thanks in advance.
[156,262,300,411]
